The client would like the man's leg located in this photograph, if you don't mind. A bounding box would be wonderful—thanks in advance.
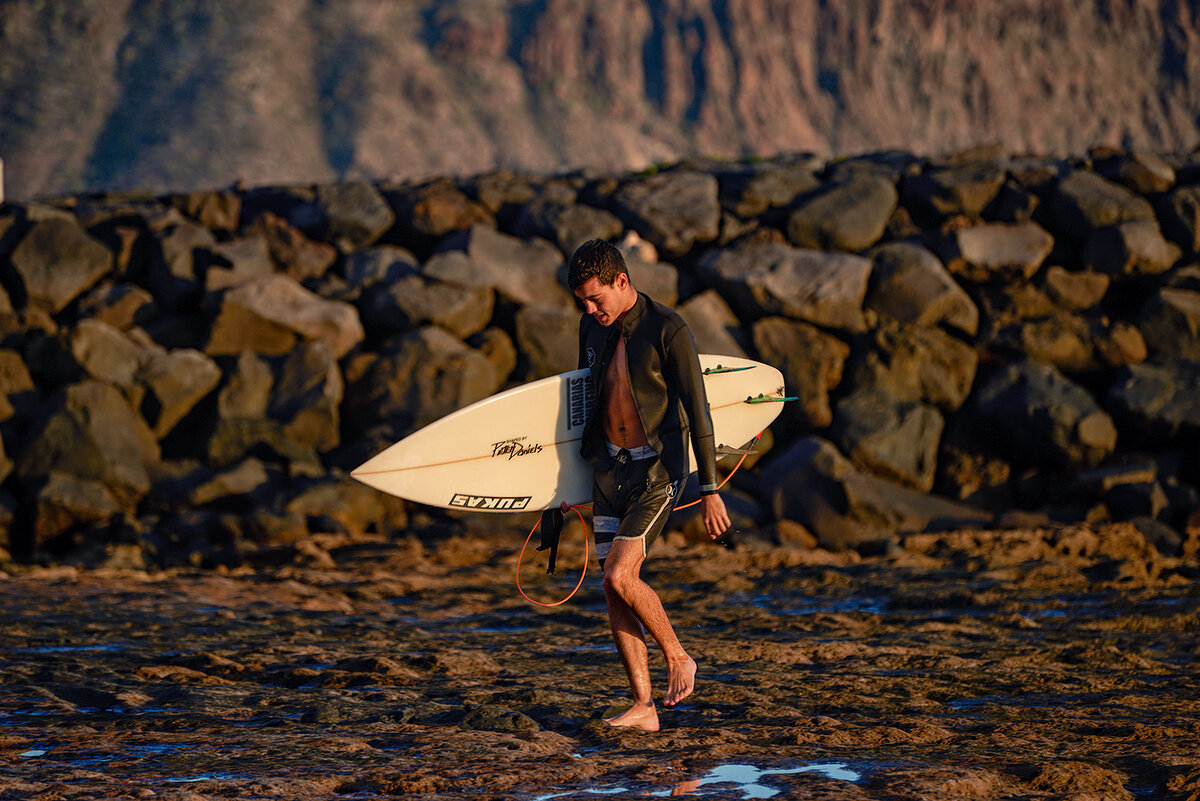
[601,547,658,730]
[602,538,698,715]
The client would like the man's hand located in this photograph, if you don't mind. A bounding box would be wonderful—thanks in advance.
[699,493,731,540]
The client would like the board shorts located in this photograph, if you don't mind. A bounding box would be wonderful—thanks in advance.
[593,442,685,566]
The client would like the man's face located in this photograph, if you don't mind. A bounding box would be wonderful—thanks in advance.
[574,273,630,327]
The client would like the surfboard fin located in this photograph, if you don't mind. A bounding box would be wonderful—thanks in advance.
[703,364,755,375]
[716,445,758,456]
[537,508,565,574]
[744,393,798,403]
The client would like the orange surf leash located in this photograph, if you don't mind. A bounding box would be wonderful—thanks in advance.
[515,435,759,607]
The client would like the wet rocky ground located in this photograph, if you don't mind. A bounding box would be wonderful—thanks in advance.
[1,521,1198,800]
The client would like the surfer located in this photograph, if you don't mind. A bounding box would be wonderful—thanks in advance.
[567,238,731,732]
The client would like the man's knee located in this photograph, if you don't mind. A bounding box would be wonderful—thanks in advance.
[601,561,640,600]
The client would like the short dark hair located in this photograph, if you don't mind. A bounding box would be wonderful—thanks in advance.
[567,239,627,290]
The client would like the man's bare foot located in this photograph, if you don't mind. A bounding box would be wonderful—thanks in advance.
[605,700,659,732]
[663,656,697,707]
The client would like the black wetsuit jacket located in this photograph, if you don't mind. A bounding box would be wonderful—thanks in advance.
[577,291,719,495]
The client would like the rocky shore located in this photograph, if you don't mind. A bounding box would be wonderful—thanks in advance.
[1,524,1197,799]
[1,144,1199,798]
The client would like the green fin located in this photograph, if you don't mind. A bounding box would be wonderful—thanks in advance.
[744,393,798,403]
[703,364,755,375]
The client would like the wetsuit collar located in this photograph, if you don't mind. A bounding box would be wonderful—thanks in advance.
[618,292,648,335]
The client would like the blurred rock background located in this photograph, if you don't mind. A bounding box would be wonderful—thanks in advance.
[1,0,1198,200]
[0,145,1198,568]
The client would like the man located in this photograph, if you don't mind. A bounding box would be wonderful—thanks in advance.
[567,238,731,732]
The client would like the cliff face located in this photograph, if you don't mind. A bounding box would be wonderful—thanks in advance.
[2,0,1198,199]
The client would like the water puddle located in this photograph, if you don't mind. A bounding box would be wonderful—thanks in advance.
[164,774,242,784]
[534,762,864,800]
[11,643,131,655]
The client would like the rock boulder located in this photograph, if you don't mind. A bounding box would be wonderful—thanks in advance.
[17,380,160,509]
[612,170,721,257]
[1107,360,1200,442]
[973,360,1118,468]
[760,437,991,550]
[786,174,898,252]
[752,317,849,430]
[943,222,1055,284]
[9,218,114,313]
[1052,170,1156,241]
[207,274,365,358]
[701,243,872,332]
[1137,288,1200,360]
[831,389,945,492]
[866,242,979,335]
[427,225,568,307]
[515,304,579,379]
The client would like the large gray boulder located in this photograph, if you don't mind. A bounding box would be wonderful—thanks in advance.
[1137,288,1200,360]
[973,360,1118,468]
[70,318,151,392]
[77,283,157,331]
[359,275,494,340]
[848,323,978,411]
[1082,220,1181,277]
[1051,170,1156,241]
[701,243,872,332]
[0,350,35,423]
[207,418,319,473]
[388,177,496,251]
[515,304,580,379]
[174,189,241,232]
[943,222,1055,284]
[147,219,214,309]
[901,159,1007,220]
[786,174,898,252]
[269,340,343,454]
[1099,151,1176,195]
[1107,360,1200,442]
[866,242,979,335]
[17,380,160,510]
[207,274,365,359]
[517,186,623,257]
[831,389,944,492]
[612,170,721,257]
[623,253,679,309]
[343,326,503,432]
[1042,266,1110,311]
[1156,185,1200,253]
[188,458,272,509]
[134,348,223,440]
[315,180,395,251]
[34,472,123,547]
[677,290,749,358]
[752,316,849,430]
[717,157,822,218]
[205,236,275,291]
[341,246,420,301]
[245,211,338,282]
[9,218,113,313]
[427,225,568,307]
[218,351,274,421]
[995,314,1147,372]
[760,437,992,550]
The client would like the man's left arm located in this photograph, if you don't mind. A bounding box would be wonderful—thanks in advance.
[665,326,731,539]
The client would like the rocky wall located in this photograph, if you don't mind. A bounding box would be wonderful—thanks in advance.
[0,144,1198,567]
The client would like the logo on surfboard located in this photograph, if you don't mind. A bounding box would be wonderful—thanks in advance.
[449,493,533,510]
[567,375,593,430]
[491,438,543,460]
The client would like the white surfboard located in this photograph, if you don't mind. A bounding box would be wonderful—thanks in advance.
[351,354,789,512]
